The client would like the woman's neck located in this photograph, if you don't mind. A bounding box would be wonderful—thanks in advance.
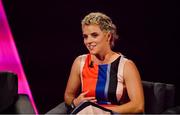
[92,50,115,64]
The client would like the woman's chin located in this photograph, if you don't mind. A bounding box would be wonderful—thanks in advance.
[89,51,97,55]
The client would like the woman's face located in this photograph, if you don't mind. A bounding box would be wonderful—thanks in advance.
[82,24,110,55]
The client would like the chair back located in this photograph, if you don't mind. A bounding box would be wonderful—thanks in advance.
[142,81,175,113]
[0,72,18,112]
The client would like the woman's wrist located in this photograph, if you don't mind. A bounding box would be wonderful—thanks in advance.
[70,99,76,109]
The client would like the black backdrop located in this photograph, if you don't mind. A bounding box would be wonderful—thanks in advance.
[2,0,179,113]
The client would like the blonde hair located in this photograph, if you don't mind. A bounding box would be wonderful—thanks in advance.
[81,12,119,48]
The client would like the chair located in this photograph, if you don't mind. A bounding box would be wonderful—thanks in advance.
[0,71,35,114]
[142,80,180,113]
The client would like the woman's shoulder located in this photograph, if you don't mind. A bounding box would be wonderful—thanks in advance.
[78,54,88,58]
[74,54,88,63]
[120,55,135,68]
[76,54,89,61]
[117,52,131,62]
[118,53,137,70]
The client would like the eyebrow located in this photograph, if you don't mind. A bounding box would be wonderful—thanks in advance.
[91,32,98,35]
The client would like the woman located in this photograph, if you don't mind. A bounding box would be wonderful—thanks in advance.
[64,12,144,114]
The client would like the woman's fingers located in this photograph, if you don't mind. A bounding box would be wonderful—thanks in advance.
[81,90,89,96]
[74,91,97,106]
[89,99,97,103]
[84,96,96,100]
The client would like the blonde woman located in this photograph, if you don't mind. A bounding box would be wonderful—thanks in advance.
[48,12,144,114]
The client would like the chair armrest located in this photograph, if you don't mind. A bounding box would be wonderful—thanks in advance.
[14,94,35,114]
[163,106,180,113]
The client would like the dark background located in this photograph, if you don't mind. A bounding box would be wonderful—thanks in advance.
[2,0,179,113]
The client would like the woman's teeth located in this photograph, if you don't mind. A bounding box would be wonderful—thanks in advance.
[89,45,95,50]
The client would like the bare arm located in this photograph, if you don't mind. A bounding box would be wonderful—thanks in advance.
[104,60,144,113]
[64,56,96,106]
[64,56,81,105]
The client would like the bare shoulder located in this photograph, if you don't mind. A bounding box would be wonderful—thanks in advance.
[74,55,81,62]
[72,54,87,68]
[72,55,81,67]
[123,59,140,79]
[124,59,136,68]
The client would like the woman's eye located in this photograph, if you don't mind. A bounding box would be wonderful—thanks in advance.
[91,33,98,38]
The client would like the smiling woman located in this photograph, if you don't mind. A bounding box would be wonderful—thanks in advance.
[47,12,144,114]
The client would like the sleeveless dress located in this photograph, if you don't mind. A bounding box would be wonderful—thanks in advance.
[79,54,129,106]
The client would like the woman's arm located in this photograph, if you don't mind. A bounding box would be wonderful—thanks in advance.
[64,56,81,106]
[64,56,96,107]
[104,60,144,113]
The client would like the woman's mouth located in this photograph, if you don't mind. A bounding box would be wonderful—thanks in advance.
[88,45,96,50]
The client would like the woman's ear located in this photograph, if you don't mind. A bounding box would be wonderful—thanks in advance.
[106,32,112,42]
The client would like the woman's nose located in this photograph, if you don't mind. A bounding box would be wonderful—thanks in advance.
[85,36,93,43]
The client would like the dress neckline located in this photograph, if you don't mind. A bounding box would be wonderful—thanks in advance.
[88,53,122,66]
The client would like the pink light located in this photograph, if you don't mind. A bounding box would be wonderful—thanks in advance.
[0,0,38,114]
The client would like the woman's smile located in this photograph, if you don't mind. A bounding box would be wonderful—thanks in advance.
[88,44,96,50]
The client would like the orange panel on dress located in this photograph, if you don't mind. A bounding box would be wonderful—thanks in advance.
[82,55,98,97]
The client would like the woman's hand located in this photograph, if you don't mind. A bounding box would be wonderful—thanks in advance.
[73,90,97,106]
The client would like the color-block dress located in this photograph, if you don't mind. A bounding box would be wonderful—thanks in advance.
[79,54,129,106]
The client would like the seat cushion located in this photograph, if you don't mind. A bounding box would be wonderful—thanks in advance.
[3,94,35,113]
